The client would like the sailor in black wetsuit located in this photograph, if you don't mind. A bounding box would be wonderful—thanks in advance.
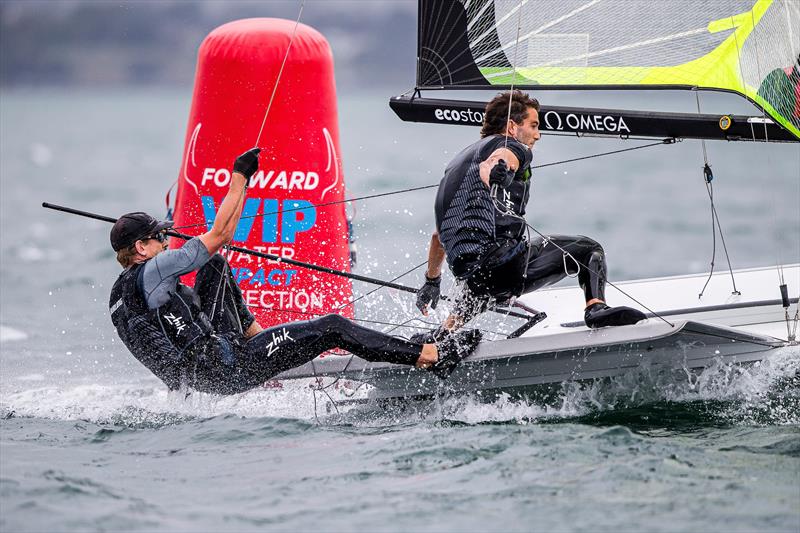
[109,149,480,395]
[416,91,646,334]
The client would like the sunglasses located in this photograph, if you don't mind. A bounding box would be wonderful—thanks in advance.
[142,232,168,244]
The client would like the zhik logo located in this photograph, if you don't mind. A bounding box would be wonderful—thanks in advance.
[266,328,294,357]
[163,313,187,334]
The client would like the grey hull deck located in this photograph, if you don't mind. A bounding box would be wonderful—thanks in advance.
[276,320,785,400]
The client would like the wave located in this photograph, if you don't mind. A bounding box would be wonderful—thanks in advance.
[2,346,798,430]
[0,325,28,342]
[333,345,800,428]
[0,379,367,429]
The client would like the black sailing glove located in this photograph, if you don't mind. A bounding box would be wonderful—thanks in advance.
[233,148,261,180]
[416,275,441,314]
[489,159,515,188]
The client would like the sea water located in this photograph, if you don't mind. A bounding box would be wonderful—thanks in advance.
[1,89,798,532]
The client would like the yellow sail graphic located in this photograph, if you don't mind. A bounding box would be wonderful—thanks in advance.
[479,0,799,139]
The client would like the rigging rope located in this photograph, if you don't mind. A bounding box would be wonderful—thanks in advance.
[171,140,675,232]
[525,218,674,326]
[191,147,677,325]
[486,179,675,327]
[244,303,442,332]
[532,139,674,169]
[503,0,525,153]
[245,293,508,338]
[694,89,739,299]
[335,261,427,313]
[254,0,306,148]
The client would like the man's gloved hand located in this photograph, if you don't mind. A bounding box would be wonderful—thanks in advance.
[416,274,441,315]
[233,148,261,180]
[489,159,515,188]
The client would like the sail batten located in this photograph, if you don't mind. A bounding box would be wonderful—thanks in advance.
[416,0,800,139]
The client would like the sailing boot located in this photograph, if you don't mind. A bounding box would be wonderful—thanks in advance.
[584,302,646,328]
[429,329,482,379]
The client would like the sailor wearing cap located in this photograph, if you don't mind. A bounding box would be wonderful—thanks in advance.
[108,149,479,394]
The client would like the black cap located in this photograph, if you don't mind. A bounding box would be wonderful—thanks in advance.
[110,212,173,252]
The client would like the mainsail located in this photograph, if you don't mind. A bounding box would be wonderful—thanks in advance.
[416,0,800,139]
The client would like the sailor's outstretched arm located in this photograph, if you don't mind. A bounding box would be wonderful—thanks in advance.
[199,148,260,256]
[141,148,257,311]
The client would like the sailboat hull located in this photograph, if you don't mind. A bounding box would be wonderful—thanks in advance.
[275,265,797,401]
[277,320,784,400]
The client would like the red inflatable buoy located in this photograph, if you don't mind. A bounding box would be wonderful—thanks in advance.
[171,18,352,327]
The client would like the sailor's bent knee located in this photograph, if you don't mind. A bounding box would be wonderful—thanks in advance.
[586,251,606,274]
[576,235,603,255]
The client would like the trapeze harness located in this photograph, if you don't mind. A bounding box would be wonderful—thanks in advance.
[435,135,532,297]
[109,263,214,391]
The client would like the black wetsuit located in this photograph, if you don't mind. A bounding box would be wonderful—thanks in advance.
[434,135,607,321]
[111,254,421,395]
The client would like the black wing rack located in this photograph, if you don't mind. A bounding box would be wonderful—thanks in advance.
[389,95,799,142]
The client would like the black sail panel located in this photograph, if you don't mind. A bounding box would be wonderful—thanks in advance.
[418,0,497,87]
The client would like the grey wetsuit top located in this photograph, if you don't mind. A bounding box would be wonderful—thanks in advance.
[140,237,211,309]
